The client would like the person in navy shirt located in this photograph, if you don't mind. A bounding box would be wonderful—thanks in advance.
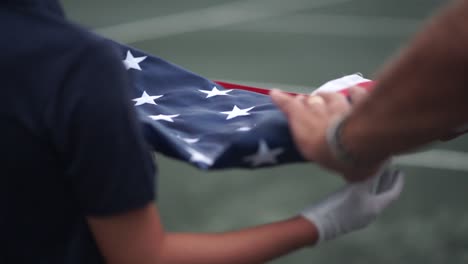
[0,1,402,263]
[0,0,156,263]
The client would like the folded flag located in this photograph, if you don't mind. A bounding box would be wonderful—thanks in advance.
[110,40,375,170]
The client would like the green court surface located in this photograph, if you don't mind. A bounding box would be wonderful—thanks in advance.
[62,1,468,263]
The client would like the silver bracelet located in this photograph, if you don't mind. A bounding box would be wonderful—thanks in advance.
[326,115,359,166]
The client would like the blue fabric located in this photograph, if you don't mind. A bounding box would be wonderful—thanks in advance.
[111,42,304,170]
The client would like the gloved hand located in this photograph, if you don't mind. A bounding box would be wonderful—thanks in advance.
[301,162,404,244]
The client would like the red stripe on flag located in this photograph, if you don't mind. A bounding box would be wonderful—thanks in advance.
[214,81,296,95]
[336,81,374,96]
[214,80,375,96]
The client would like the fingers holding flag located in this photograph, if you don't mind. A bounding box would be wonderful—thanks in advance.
[306,95,325,106]
[270,89,338,164]
[270,90,323,161]
[270,87,375,180]
[269,89,306,116]
[270,89,328,116]
[270,88,354,120]
[315,91,350,114]
[347,85,369,105]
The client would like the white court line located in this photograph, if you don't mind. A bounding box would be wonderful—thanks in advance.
[95,0,351,44]
[223,14,421,37]
[395,149,468,172]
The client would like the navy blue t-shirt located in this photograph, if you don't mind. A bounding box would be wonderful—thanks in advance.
[0,1,157,263]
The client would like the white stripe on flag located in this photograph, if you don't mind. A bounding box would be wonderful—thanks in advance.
[312,74,371,94]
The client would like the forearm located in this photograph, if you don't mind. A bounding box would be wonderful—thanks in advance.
[91,176,401,264]
[158,216,317,264]
[343,0,468,162]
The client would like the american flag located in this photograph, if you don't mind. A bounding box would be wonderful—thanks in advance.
[111,41,373,170]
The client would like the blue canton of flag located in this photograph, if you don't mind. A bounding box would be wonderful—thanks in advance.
[110,41,372,170]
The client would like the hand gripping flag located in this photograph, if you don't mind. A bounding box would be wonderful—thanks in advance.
[112,40,374,170]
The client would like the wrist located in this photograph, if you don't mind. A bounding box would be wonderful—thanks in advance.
[300,202,342,245]
[292,216,320,246]
[326,114,384,169]
[326,115,356,165]
[299,213,327,245]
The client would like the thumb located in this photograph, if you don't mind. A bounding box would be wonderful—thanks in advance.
[373,170,405,212]
[270,89,304,117]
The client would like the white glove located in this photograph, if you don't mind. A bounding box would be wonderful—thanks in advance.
[301,162,404,244]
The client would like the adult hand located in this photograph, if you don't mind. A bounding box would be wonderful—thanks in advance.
[301,162,404,243]
[270,86,378,181]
